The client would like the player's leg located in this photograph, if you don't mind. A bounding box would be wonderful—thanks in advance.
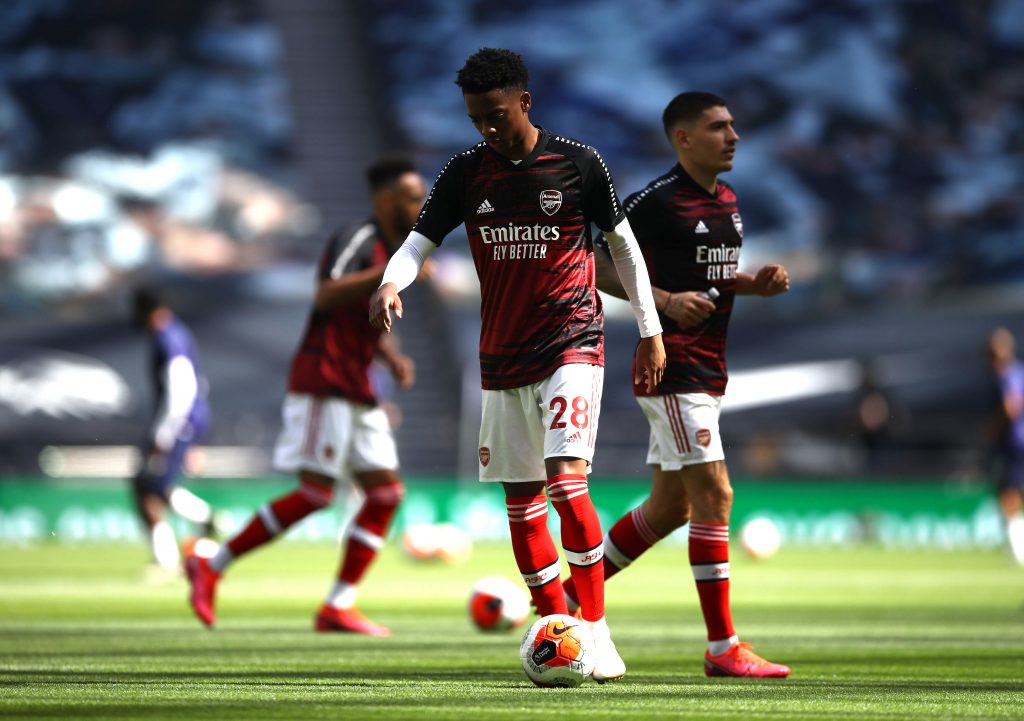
[503,480,567,615]
[541,364,624,683]
[185,394,340,626]
[997,459,1024,563]
[481,386,568,616]
[133,483,179,574]
[673,392,789,677]
[133,438,192,576]
[317,406,404,636]
[562,465,690,612]
[168,484,215,537]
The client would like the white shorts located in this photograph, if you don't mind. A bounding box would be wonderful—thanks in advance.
[478,363,603,484]
[635,393,725,471]
[273,393,398,479]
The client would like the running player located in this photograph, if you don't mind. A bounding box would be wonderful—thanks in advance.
[563,91,792,677]
[130,286,216,580]
[186,155,428,635]
[369,48,665,683]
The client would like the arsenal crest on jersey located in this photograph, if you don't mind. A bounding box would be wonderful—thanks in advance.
[479,447,491,467]
[731,212,743,238]
[540,190,562,216]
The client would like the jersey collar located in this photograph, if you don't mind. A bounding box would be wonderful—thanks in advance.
[671,162,721,198]
[487,126,549,168]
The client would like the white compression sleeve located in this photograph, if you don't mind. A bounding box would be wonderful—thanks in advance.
[380,231,437,293]
[153,355,198,452]
[603,218,663,338]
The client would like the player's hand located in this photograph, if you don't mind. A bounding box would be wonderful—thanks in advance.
[369,283,402,333]
[754,264,789,296]
[664,291,716,328]
[634,334,666,393]
[387,353,416,389]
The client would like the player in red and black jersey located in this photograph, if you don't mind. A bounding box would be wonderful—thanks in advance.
[186,156,428,636]
[370,48,666,683]
[566,92,792,677]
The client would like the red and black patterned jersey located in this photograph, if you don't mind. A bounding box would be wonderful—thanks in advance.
[414,127,625,390]
[287,222,391,405]
[613,163,743,397]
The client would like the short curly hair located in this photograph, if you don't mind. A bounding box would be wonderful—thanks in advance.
[455,48,529,94]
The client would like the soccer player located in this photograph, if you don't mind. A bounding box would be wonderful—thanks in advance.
[562,91,792,678]
[130,287,216,579]
[186,155,428,635]
[369,48,666,683]
[986,326,1024,564]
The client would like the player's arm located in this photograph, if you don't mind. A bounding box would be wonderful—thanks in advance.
[369,231,437,333]
[151,354,198,453]
[736,264,790,296]
[602,218,666,391]
[376,333,415,390]
[594,237,713,328]
[314,266,389,313]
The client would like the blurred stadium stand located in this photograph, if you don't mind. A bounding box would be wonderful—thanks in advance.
[1,0,1023,483]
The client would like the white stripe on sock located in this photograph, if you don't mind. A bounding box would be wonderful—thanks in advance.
[258,503,282,535]
[521,559,561,587]
[691,561,730,582]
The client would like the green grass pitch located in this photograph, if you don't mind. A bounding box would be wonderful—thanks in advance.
[1,540,1022,720]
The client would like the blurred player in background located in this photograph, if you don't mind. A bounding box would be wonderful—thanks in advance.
[564,91,791,677]
[986,326,1024,564]
[369,48,665,682]
[186,155,428,635]
[130,287,216,580]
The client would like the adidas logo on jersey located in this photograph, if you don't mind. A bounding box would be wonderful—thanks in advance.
[476,199,495,214]
[695,220,710,234]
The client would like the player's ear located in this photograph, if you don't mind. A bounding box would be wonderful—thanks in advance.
[674,126,689,150]
[519,91,531,113]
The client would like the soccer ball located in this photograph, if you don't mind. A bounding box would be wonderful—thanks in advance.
[400,523,439,561]
[740,516,781,560]
[468,576,530,631]
[434,523,473,564]
[400,522,473,564]
[520,614,595,687]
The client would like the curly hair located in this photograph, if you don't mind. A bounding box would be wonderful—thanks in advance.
[455,48,529,94]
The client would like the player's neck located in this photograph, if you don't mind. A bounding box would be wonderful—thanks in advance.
[503,125,540,162]
[679,158,718,194]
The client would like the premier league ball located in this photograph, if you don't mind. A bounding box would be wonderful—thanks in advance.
[740,516,782,560]
[519,614,594,688]
[468,576,530,631]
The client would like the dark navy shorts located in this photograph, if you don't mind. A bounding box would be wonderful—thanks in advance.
[994,451,1024,492]
[133,437,192,499]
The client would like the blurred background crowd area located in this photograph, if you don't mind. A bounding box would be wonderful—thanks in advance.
[0,0,314,315]
[1,0,1023,482]
[371,0,1024,307]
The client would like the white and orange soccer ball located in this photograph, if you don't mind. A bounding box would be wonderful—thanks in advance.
[740,516,782,560]
[400,523,473,564]
[519,614,594,687]
[468,576,530,632]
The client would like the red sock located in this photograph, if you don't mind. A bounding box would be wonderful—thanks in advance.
[689,521,734,641]
[227,481,333,558]
[337,480,404,584]
[548,474,604,622]
[506,491,566,616]
[564,504,664,606]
